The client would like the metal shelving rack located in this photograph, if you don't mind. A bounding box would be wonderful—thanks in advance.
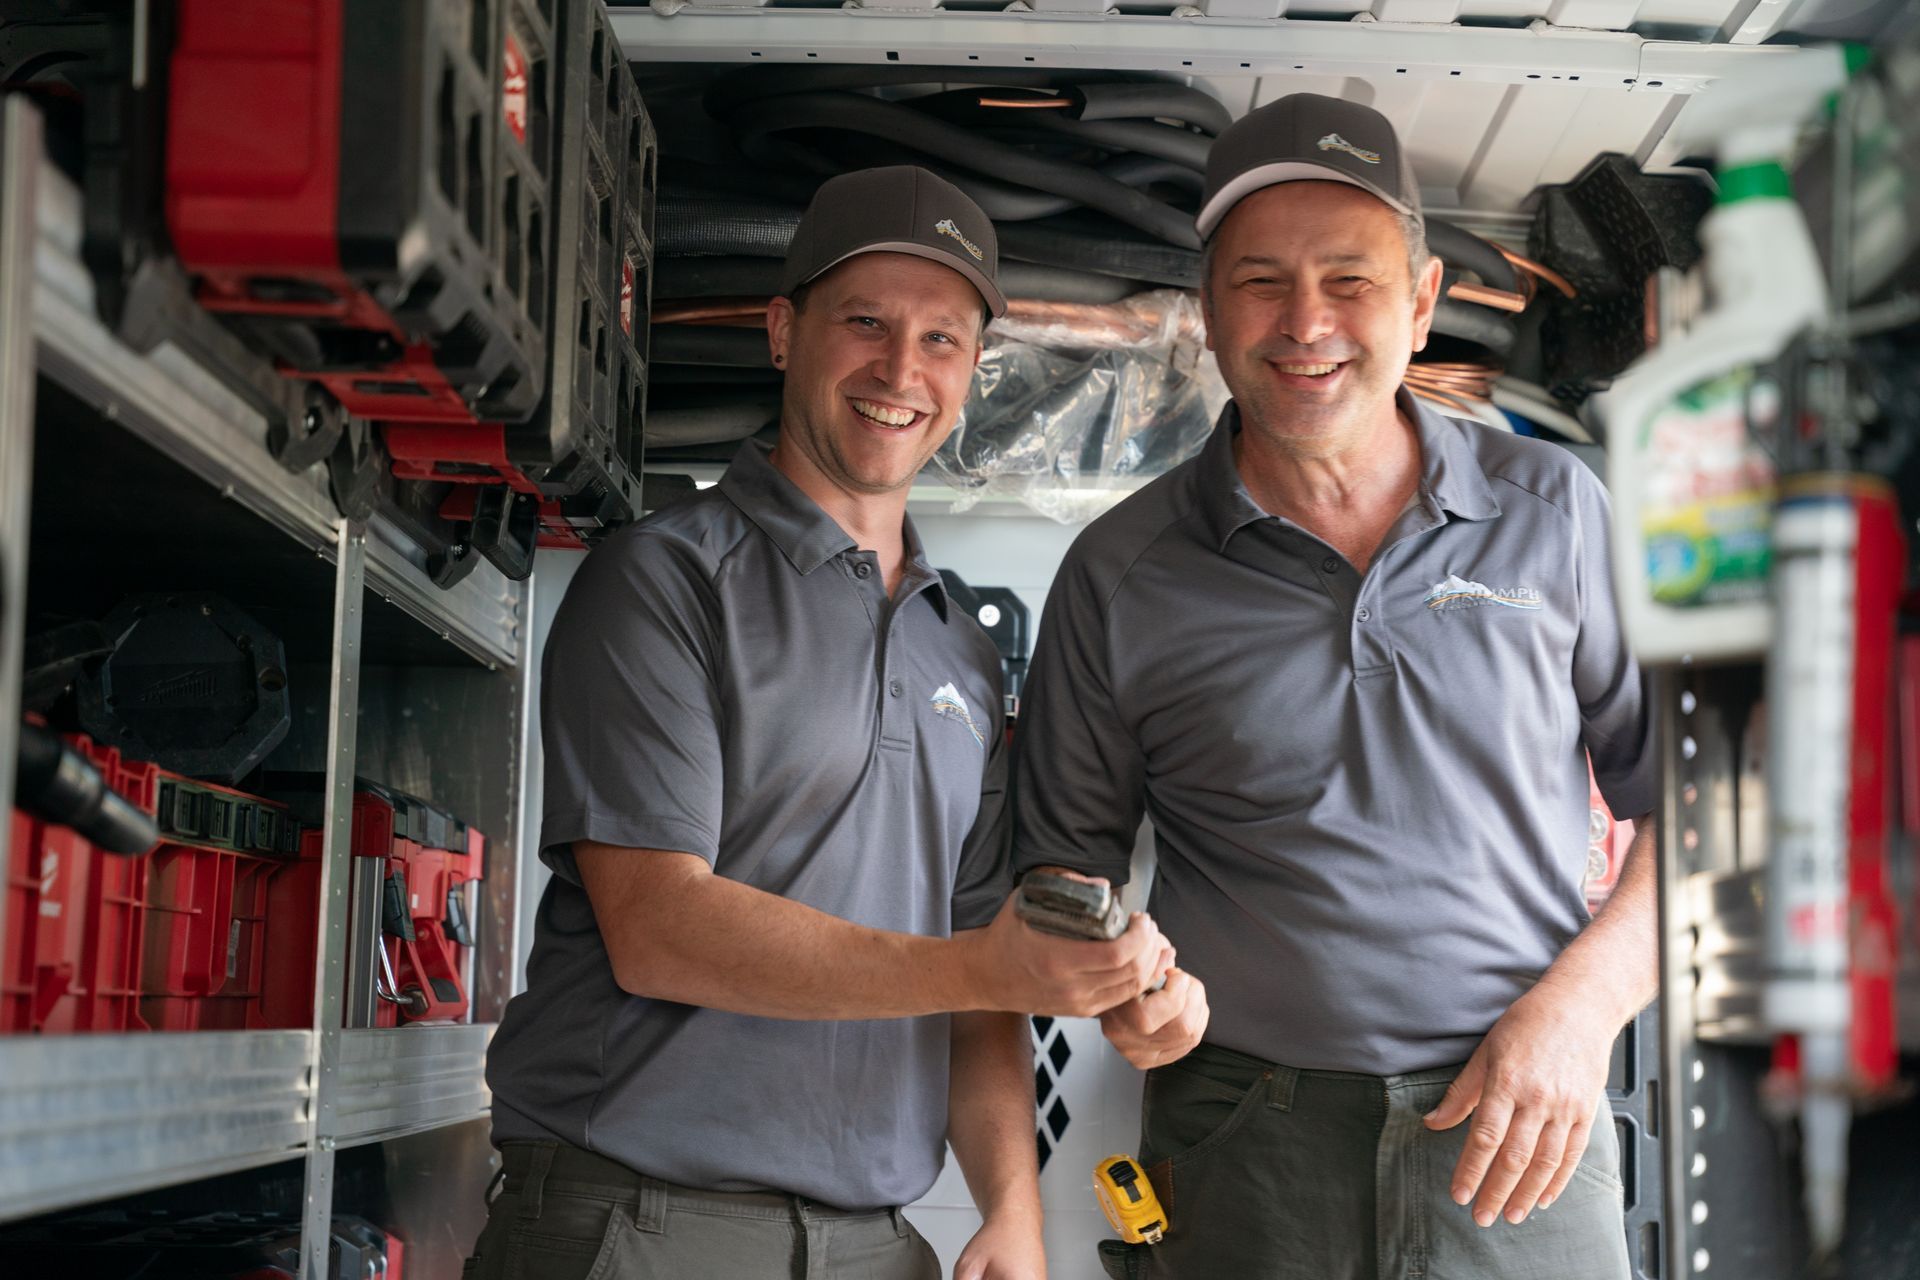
[0,96,534,1274]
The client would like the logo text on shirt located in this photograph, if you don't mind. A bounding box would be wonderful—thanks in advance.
[930,682,987,747]
[1424,574,1543,613]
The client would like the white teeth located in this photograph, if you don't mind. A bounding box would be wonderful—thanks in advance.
[851,399,918,427]
[1276,362,1339,376]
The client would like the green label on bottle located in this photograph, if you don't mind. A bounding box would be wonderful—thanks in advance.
[1637,368,1776,607]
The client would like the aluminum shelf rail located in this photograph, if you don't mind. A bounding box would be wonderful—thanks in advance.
[0,1030,316,1222]
[611,7,1786,92]
[333,1024,497,1148]
[30,161,523,672]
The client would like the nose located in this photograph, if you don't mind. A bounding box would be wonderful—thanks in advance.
[868,329,926,392]
[1272,282,1337,348]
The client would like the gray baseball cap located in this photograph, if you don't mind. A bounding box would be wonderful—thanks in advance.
[780,166,1006,318]
[1196,93,1423,241]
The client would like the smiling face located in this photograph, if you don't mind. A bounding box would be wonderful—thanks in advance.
[1203,181,1442,459]
[766,252,985,499]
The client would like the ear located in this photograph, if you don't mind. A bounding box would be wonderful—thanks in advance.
[767,296,796,368]
[1409,255,1444,354]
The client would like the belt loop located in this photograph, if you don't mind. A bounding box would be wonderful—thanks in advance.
[889,1206,909,1239]
[517,1143,557,1221]
[1266,1064,1298,1111]
[633,1176,668,1234]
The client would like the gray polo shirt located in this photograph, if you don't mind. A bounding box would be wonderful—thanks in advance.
[487,440,1011,1210]
[1014,390,1656,1077]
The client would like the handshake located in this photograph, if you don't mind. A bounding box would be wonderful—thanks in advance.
[960,870,1210,1071]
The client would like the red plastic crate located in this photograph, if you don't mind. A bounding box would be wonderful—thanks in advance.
[367,792,483,1026]
[3,737,308,1034]
[260,782,484,1027]
[4,807,147,1033]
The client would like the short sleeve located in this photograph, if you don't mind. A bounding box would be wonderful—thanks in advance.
[950,667,1013,931]
[1569,466,1658,819]
[538,530,726,883]
[1011,546,1147,885]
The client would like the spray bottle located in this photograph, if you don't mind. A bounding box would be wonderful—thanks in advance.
[1596,47,1846,664]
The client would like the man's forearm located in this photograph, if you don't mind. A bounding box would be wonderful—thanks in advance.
[947,1011,1043,1225]
[595,856,985,1019]
[1534,814,1660,1028]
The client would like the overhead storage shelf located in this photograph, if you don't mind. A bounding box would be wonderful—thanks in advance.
[29,162,525,673]
[0,1030,315,1221]
[608,7,1789,89]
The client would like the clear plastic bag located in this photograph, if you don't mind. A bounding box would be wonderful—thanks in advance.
[932,290,1228,523]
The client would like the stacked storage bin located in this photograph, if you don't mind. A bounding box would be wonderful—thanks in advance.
[259,780,485,1028]
[2,736,306,1034]
[388,0,658,577]
[163,0,656,584]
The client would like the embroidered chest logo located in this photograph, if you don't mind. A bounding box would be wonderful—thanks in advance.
[934,218,985,262]
[1317,133,1382,165]
[930,682,987,747]
[1424,573,1544,613]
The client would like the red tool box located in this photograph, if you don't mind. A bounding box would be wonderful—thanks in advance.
[165,0,550,428]
[4,736,307,1034]
[259,779,485,1027]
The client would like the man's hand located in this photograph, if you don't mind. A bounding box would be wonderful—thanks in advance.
[954,1209,1047,1280]
[1100,967,1209,1069]
[1422,981,1617,1227]
[960,891,1172,1018]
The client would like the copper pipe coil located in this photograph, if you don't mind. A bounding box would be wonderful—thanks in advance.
[1496,246,1577,299]
[978,96,1074,109]
[1446,281,1528,313]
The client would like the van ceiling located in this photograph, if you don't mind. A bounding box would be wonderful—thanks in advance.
[609,0,1913,216]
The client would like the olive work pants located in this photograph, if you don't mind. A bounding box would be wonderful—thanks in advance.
[1097,1041,1633,1280]
[465,1140,942,1280]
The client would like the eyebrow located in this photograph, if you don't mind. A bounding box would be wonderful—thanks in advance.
[1230,251,1379,270]
[834,295,971,329]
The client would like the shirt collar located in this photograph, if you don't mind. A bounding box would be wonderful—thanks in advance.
[1195,387,1502,552]
[716,440,951,621]
[718,440,857,574]
[901,514,951,622]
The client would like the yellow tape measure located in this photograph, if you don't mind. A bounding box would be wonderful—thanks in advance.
[1093,1154,1168,1245]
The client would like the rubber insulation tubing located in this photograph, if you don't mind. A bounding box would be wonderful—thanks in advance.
[908,85,1222,146]
[651,364,784,386]
[657,255,785,299]
[999,220,1201,288]
[649,399,783,448]
[1071,82,1232,135]
[998,262,1149,304]
[655,325,779,368]
[657,192,800,258]
[1425,218,1522,295]
[1014,112,1212,173]
[1429,297,1517,358]
[720,91,1201,249]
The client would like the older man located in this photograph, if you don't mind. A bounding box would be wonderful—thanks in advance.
[478,167,1171,1280]
[1016,96,1656,1279]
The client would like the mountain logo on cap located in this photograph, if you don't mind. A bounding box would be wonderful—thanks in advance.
[1317,133,1382,165]
[935,218,985,262]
